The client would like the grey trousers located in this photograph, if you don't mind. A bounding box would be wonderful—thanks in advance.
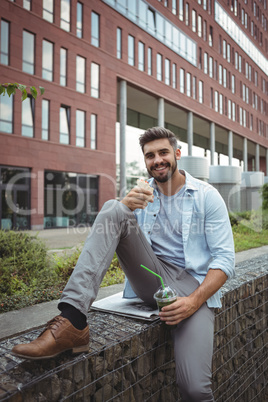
[60,200,215,402]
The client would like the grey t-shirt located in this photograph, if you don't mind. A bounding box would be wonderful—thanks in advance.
[150,186,186,268]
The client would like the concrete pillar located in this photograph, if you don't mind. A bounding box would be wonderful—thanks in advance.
[187,111,193,156]
[119,80,127,198]
[158,98,165,127]
[243,137,248,172]
[228,130,233,166]
[210,122,215,165]
[255,144,260,171]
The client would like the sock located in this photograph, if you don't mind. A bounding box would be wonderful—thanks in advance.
[59,302,87,330]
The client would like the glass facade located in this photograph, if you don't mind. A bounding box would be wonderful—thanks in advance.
[0,166,31,230]
[44,171,98,228]
[102,0,197,66]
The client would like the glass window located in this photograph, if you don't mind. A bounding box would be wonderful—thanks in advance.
[77,2,83,38]
[223,68,227,88]
[42,40,53,81]
[219,65,222,85]
[91,114,97,149]
[186,72,191,97]
[148,47,152,75]
[60,48,67,86]
[165,20,172,47]
[165,59,170,85]
[148,8,156,35]
[219,94,223,114]
[128,35,135,66]
[60,106,70,144]
[192,10,196,32]
[43,0,54,23]
[1,20,9,65]
[138,41,145,71]
[22,31,35,74]
[172,63,177,89]
[91,12,100,47]
[232,102,236,121]
[91,62,100,98]
[214,91,218,112]
[209,26,213,46]
[179,0,184,21]
[157,53,162,81]
[204,52,208,74]
[76,110,85,147]
[222,40,226,59]
[198,15,202,37]
[199,80,203,103]
[172,0,177,15]
[23,0,31,10]
[209,57,213,78]
[192,76,196,99]
[22,96,34,137]
[42,99,49,140]
[180,68,185,93]
[0,93,13,133]
[117,27,122,59]
[76,56,86,93]
[185,3,189,25]
[60,0,70,31]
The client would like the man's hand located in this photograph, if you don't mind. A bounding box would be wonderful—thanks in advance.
[159,296,199,325]
[121,186,154,211]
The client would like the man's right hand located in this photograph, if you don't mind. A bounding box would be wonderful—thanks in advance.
[121,187,154,211]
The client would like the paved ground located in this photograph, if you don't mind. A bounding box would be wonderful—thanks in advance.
[1,228,268,341]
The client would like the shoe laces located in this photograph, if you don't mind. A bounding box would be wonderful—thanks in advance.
[38,316,65,339]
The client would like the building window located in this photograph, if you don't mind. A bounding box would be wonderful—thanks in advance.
[219,94,223,114]
[76,110,85,147]
[43,0,54,23]
[214,91,218,112]
[75,2,83,38]
[157,53,162,81]
[42,99,49,140]
[117,27,122,59]
[148,47,152,75]
[172,0,177,14]
[219,65,223,85]
[232,75,235,93]
[91,114,97,149]
[91,62,100,98]
[42,40,53,81]
[22,31,35,74]
[192,76,196,99]
[60,48,67,86]
[172,63,177,89]
[0,93,13,133]
[227,44,231,62]
[185,3,189,25]
[203,20,207,41]
[232,102,236,121]
[209,26,213,46]
[198,15,202,37]
[138,41,145,71]
[165,58,170,85]
[22,96,34,138]
[23,0,31,10]
[223,68,227,88]
[1,20,9,65]
[222,40,226,59]
[180,68,185,93]
[76,56,86,93]
[179,0,184,20]
[228,99,232,119]
[186,72,191,97]
[199,80,203,103]
[209,56,213,78]
[60,0,70,32]
[204,52,208,74]
[128,35,135,66]
[60,106,70,144]
[91,11,100,47]
[192,10,196,32]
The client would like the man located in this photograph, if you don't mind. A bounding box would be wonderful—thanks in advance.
[12,127,235,401]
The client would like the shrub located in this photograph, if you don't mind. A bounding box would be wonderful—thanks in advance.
[0,231,55,296]
[260,183,268,210]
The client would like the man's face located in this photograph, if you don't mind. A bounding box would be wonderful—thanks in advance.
[143,138,181,183]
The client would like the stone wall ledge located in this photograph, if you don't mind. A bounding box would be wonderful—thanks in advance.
[0,254,267,402]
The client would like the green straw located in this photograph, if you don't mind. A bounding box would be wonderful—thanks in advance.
[140,264,165,290]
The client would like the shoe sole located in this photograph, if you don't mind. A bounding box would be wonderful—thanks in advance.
[11,344,90,360]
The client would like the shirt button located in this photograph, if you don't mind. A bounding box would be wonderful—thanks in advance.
[148,231,151,234]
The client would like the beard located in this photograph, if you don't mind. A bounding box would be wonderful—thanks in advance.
[147,156,178,183]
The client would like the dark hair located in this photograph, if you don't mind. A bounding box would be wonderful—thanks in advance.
[139,127,179,153]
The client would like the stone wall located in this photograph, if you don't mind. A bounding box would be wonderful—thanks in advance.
[0,255,267,401]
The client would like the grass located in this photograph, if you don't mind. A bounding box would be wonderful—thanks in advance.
[0,210,268,313]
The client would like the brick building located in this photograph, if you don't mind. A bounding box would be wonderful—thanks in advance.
[0,0,267,230]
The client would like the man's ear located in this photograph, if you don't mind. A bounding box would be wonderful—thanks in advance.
[175,148,181,160]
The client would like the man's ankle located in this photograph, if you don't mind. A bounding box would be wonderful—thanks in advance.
[59,302,87,330]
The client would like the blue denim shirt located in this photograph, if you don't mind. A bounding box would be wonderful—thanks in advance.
[123,170,235,308]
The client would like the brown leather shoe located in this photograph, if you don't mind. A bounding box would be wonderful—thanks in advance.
[11,316,89,360]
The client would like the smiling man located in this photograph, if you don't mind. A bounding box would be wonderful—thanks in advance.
[12,127,235,402]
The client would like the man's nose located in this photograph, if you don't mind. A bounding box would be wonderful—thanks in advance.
[154,154,164,165]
